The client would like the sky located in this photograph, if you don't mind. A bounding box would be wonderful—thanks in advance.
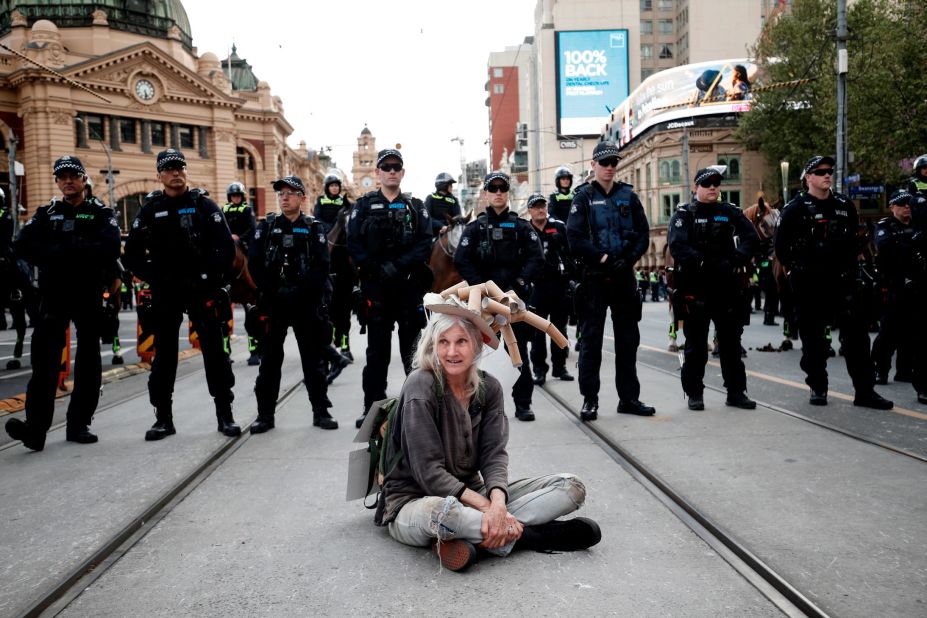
[182,0,538,196]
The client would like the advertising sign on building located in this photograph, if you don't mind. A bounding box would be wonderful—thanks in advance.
[606,59,764,148]
[555,29,629,137]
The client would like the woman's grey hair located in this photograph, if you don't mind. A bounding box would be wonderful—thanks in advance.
[412,312,484,399]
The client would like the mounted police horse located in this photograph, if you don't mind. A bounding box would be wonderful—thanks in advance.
[429,215,467,292]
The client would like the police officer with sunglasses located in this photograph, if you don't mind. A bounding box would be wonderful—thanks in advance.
[775,155,892,410]
[668,168,760,411]
[567,142,654,421]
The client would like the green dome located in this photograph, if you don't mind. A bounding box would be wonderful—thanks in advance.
[0,1,193,50]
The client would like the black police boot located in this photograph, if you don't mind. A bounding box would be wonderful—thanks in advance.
[112,354,124,366]
[216,402,241,437]
[617,400,656,416]
[326,354,350,385]
[313,407,339,430]
[853,391,893,410]
[763,316,779,326]
[515,405,536,422]
[894,371,913,383]
[918,392,927,405]
[250,415,275,434]
[341,348,354,363]
[533,372,546,386]
[356,409,368,429]
[145,408,176,441]
[6,359,20,370]
[687,394,705,411]
[725,391,756,409]
[247,352,261,366]
[5,418,44,451]
[874,371,889,386]
[809,389,828,406]
[66,425,99,444]
[580,399,598,421]
[552,367,574,381]
[515,517,602,552]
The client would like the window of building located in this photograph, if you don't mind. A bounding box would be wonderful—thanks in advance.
[493,84,504,94]
[150,121,166,147]
[657,0,673,10]
[640,0,652,10]
[85,114,104,141]
[659,43,673,59]
[658,19,673,34]
[661,192,682,223]
[641,68,656,81]
[636,168,642,189]
[493,68,503,78]
[178,125,195,149]
[721,190,742,206]
[640,20,653,35]
[659,158,682,184]
[119,118,137,144]
[717,156,741,180]
[640,44,652,59]
[236,147,254,171]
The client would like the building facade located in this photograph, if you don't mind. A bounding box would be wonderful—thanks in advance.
[0,0,323,231]
[351,125,377,192]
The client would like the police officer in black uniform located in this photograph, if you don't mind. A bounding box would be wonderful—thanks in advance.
[0,187,28,370]
[5,156,121,450]
[872,190,921,395]
[524,192,574,385]
[774,155,892,409]
[455,171,543,421]
[567,142,655,421]
[124,149,243,440]
[348,148,432,428]
[549,165,575,223]
[424,172,462,236]
[249,176,337,432]
[313,173,355,377]
[668,168,760,411]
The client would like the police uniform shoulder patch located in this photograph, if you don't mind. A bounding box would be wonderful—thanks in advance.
[570,204,578,214]
[461,237,469,247]
[109,217,119,227]
[529,231,538,241]
[318,233,326,243]
[132,218,141,229]
[674,218,683,227]
[254,227,261,239]
[212,212,222,223]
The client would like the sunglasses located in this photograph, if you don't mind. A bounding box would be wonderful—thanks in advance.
[597,157,620,168]
[698,179,722,188]
[486,184,510,193]
[809,168,834,177]
[378,163,403,172]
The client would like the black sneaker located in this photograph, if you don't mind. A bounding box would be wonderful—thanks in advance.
[66,426,99,444]
[853,391,893,410]
[687,395,705,411]
[580,399,598,421]
[617,400,655,416]
[515,517,602,552]
[515,406,536,422]
[432,539,477,572]
[5,418,44,451]
[725,392,756,409]
[145,420,176,441]
[809,390,828,406]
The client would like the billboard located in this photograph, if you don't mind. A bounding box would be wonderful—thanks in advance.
[556,29,629,137]
[605,59,765,148]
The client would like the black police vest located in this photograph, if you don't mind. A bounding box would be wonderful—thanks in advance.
[45,197,109,244]
[263,213,322,287]
[683,202,738,259]
[143,189,214,260]
[317,196,345,227]
[796,193,855,259]
[360,192,416,257]
[538,220,569,274]
[582,183,636,255]
[476,211,522,266]
[428,193,457,223]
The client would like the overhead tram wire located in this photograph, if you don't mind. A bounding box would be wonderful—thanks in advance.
[0,41,111,104]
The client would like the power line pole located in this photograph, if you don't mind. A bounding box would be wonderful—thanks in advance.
[835,0,848,193]
[7,128,19,236]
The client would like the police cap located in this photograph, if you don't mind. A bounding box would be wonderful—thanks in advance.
[694,167,723,185]
[888,190,912,207]
[483,171,511,191]
[376,148,403,168]
[156,149,187,172]
[526,193,547,208]
[800,155,836,179]
[591,141,621,162]
[272,175,305,194]
[53,155,86,176]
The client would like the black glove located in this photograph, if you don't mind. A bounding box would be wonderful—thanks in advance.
[515,278,534,300]
[381,261,400,281]
[604,254,627,272]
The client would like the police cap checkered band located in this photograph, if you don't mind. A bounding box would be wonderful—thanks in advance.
[53,155,85,176]
[526,193,547,208]
[592,141,621,161]
[889,190,912,206]
[376,149,403,167]
[156,149,187,172]
[694,168,722,185]
[272,175,305,194]
[483,171,511,190]
[802,155,836,177]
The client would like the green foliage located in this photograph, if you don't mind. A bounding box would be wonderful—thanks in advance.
[737,0,927,189]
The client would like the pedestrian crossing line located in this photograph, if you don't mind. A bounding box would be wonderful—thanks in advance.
[599,339,927,422]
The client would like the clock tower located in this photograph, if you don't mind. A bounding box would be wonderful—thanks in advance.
[352,125,378,192]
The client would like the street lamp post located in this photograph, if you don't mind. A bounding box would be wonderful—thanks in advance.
[780,160,789,205]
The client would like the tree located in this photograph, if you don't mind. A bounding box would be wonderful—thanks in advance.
[737,0,927,190]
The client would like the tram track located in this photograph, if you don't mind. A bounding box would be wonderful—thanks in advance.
[539,384,829,618]
[15,375,307,618]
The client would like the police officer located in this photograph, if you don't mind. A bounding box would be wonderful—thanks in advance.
[249,176,337,432]
[872,190,919,393]
[313,173,355,374]
[668,168,760,411]
[424,172,462,236]
[567,142,655,421]
[124,149,242,440]
[774,155,892,409]
[907,154,927,198]
[455,171,543,421]
[222,181,262,365]
[549,165,575,223]
[0,187,27,370]
[348,148,432,428]
[101,260,125,365]
[524,193,574,386]
[4,156,121,450]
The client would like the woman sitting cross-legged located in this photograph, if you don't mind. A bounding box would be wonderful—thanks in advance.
[378,295,601,571]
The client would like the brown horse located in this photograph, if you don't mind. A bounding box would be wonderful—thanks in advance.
[228,242,258,305]
[429,217,466,292]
